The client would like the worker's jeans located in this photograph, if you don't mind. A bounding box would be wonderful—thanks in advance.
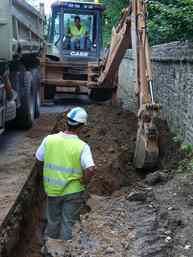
[44,192,85,241]
[71,37,86,50]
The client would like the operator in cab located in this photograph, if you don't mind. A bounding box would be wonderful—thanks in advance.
[69,16,90,50]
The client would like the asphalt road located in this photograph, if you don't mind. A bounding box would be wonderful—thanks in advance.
[0,93,91,155]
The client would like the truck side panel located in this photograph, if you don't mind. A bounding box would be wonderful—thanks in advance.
[0,0,43,62]
[0,0,12,61]
[12,0,44,54]
[0,0,44,134]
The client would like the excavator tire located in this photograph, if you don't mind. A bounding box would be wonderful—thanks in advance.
[89,88,113,102]
[134,129,159,170]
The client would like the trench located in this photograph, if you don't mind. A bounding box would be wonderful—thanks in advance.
[0,104,186,257]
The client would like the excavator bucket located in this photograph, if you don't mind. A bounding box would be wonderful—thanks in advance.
[131,0,160,169]
[133,103,160,169]
[134,128,159,170]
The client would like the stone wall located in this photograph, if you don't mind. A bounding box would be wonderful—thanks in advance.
[118,41,193,144]
[117,50,137,113]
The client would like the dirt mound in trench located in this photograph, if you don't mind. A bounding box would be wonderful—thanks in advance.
[54,104,184,196]
[51,105,192,257]
[54,105,140,195]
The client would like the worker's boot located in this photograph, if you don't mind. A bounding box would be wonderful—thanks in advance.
[80,190,91,214]
[41,244,52,257]
[43,238,67,257]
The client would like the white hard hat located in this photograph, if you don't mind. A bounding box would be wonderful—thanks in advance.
[67,107,88,126]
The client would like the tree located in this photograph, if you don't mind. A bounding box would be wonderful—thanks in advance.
[102,0,193,46]
[102,0,129,45]
[148,0,193,45]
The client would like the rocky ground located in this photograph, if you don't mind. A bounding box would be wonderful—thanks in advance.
[2,104,193,257]
[50,105,193,257]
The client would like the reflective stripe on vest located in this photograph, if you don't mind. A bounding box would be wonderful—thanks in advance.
[43,133,86,197]
[44,176,67,187]
[45,163,82,174]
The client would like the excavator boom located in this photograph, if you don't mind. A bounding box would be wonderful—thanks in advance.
[98,7,132,88]
[98,0,160,169]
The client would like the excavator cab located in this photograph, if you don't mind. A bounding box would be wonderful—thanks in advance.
[48,1,104,62]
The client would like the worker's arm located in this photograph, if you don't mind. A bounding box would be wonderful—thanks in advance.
[35,159,44,184]
[83,25,87,37]
[84,30,88,37]
[35,136,47,175]
[81,166,95,185]
[80,144,95,185]
[68,26,72,37]
[36,137,47,161]
[35,159,44,170]
[35,136,47,188]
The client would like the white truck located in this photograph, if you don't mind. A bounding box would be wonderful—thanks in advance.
[0,0,44,134]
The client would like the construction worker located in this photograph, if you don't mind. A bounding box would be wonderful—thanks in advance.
[69,16,89,50]
[35,107,95,249]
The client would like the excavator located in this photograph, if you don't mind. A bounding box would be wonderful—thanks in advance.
[41,0,160,170]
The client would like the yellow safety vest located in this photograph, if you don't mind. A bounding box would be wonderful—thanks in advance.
[70,23,86,38]
[43,133,86,197]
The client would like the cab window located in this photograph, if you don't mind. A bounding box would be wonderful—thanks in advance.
[51,12,60,44]
[63,13,97,52]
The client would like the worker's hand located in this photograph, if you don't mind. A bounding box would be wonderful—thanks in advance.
[35,159,44,183]
[80,175,87,185]
[80,174,90,185]
[80,167,95,185]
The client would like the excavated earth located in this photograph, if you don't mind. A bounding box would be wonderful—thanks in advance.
[1,104,193,257]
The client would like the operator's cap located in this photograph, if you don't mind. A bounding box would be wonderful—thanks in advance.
[67,107,88,126]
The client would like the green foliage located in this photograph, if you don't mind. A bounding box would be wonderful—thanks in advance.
[176,157,193,174]
[148,0,193,45]
[102,0,129,46]
[173,135,193,155]
[102,0,193,46]
[173,134,182,144]
[181,144,193,155]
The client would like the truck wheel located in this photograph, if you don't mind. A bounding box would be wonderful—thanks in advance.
[16,71,35,129]
[32,69,41,118]
[89,88,113,102]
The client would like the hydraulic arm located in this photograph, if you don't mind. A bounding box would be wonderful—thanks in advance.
[132,0,159,169]
[98,0,160,169]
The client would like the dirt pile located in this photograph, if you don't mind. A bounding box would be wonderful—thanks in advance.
[51,104,192,257]
[55,105,140,195]
[11,104,193,257]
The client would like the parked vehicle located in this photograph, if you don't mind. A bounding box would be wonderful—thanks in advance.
[0,0,44,134]
[41,0,109,101]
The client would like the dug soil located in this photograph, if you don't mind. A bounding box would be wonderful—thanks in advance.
[12,104,193,257]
